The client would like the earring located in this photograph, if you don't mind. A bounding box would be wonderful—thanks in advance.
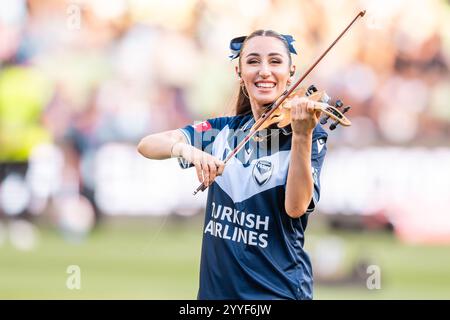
[241,83,250,99]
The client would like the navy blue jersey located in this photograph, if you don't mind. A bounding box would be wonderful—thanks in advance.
[178,113,327,300]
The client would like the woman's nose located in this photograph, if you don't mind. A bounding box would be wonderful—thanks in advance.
[259,63,271,77]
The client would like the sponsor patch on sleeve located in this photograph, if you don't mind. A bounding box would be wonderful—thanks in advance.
[192,121,212,132]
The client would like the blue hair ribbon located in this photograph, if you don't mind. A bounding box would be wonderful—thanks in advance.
[229,34,297,60]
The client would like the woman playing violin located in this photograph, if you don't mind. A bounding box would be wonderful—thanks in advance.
[138,29,328,300]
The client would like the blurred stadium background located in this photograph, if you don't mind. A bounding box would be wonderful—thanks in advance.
[1,0,450,299]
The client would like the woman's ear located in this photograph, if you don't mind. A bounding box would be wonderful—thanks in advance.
[235,66,241,79]
[287,65,296,86]
[290,65,296,77]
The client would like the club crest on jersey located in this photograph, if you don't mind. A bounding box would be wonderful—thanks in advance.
[317,138,326,154]
[252,160,273,186]
[192,121,212,132]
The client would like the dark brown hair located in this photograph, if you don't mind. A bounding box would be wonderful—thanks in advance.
[234,30,293,116]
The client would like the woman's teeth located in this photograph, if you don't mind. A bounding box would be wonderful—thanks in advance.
[255,83,276,88]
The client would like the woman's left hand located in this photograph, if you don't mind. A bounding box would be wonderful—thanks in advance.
[289,96,322,136]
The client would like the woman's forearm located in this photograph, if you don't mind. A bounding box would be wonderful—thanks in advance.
[138,129,225,185]
[285,133,314,218]
[137,130,186,160]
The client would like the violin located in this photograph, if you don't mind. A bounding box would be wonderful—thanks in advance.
[251,85,351,136]
[193,10,366,195]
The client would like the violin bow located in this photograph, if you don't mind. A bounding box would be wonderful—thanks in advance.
[193,10,366,195]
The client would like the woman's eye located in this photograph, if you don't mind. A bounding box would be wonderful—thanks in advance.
[246,59,282,64]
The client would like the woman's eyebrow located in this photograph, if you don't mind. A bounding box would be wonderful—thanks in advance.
[245,52,284,58]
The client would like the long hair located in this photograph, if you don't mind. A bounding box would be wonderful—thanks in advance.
[234,30,293,116]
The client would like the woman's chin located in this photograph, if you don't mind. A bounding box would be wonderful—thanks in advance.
[251,90,284,104]
[254,96,277,106]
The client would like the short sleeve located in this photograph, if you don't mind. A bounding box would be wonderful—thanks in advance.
[306,125,328,213]
[177,117,234,169]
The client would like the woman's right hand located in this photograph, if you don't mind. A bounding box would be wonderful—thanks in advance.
[173,142,225,186]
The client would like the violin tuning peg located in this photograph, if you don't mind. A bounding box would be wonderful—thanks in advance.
[335,99,344,108]
[306,85,318,96]
[342,106,351,114]
[329,121,339,131]
[321,92,331,104]
[320,114,330,125]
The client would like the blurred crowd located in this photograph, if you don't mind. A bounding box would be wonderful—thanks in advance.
[0,0,449,234]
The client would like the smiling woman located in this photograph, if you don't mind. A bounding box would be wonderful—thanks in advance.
[137,29,328,300]
[232,30,296,117]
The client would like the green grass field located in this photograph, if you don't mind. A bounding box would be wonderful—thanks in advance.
[1,217,450,299]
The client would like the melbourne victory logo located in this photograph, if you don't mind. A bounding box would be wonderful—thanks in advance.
[252,160,273,186]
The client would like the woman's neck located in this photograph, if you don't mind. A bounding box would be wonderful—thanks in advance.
[251,101,272,120]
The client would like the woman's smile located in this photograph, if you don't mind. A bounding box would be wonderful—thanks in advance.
[254,81,277,91]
